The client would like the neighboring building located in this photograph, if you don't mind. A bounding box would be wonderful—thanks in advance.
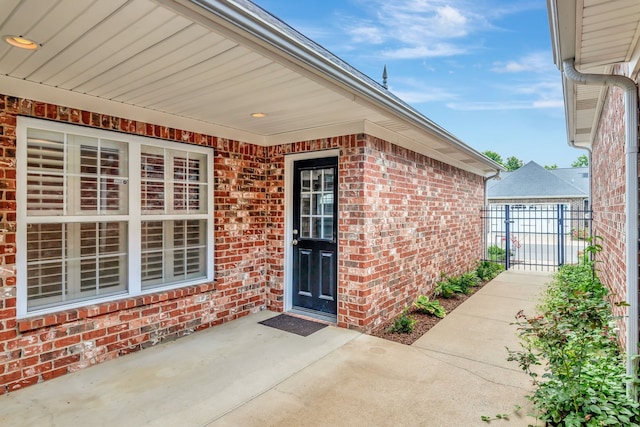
[484,161,590,266]
[487,161,588,209]
[0,1,501,392]
[548,0,640,380]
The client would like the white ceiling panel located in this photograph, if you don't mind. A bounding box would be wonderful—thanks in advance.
[12,1,129,80]
[121,45,254,105]
[47,8,185,88]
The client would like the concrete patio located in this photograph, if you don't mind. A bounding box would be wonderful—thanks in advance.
[0,270,550,426]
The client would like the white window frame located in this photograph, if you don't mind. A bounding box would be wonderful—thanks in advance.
[16,117,214,318]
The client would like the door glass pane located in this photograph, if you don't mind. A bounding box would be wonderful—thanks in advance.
[301,194,311,216]
[324,169,334,191]
[301,217,310,236]
[323,214,333,239]
[299,166,335,239]
[301,170,311,191]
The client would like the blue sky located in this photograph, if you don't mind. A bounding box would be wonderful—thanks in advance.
[253,0,581,168]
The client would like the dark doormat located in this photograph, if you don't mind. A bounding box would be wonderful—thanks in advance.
[258,314,327,337]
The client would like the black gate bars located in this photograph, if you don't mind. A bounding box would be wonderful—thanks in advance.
[481,204,593,270]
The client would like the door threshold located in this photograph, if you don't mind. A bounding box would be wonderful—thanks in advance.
[289,308,337,324]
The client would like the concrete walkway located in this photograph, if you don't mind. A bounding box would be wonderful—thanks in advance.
[0,270,550,427]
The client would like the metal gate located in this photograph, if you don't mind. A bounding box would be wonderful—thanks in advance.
[482,204,592,270]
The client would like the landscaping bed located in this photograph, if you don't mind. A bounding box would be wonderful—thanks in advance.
[370,290,480,345]
[370,261,503,345]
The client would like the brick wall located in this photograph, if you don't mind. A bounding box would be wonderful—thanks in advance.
[263,135,484,332]
[0,95,268,393]
[590,82,630,341]
[337,135,484,331]
[0,95,486,392]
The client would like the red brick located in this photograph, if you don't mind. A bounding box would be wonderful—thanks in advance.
[53,354,80,369]
[7,375,39,391]
[41,366,67,381]
[54,335,81,349]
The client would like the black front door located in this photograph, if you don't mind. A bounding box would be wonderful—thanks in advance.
[292,157,338,315]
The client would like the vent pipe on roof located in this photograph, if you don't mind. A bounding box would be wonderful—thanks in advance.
[562,58,639,398]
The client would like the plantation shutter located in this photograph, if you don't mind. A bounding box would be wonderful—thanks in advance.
[19,117,212,316]
[26,130,65,214]
[140,147,208,290]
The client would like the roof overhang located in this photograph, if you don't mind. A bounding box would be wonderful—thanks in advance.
[547,0,640,149]
[0,0,502,176]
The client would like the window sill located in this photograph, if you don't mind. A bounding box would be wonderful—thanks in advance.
[17,282,216,333]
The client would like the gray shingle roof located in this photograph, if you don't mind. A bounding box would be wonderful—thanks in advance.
[487,161,587,199]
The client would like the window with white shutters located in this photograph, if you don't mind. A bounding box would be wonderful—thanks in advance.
[17,118,213,317]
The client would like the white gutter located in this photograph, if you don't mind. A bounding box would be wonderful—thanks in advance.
[563,59,638,396]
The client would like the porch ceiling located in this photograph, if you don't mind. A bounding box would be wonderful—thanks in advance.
[549,0,640,148]
[0,0,500,176]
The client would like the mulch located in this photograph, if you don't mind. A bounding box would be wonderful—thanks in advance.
[369,281,488,345]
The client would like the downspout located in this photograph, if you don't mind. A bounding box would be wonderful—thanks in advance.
[483,170,501,262]
[568,144,592,207]
[563,59,638,395]
[483,170,501,207]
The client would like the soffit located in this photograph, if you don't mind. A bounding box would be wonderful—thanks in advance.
[0,0,499,175]
[552,0,640,147]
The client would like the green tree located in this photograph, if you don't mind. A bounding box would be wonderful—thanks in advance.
[544,164,558,170]
[571,154,588,167]
[483,150,503,166]
[504,156,524,171]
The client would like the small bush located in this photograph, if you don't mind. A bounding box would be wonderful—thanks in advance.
[389,309,416,334]
[487,245,512,261]
[435,279,462,298]
[413,295,446,318]
[508,259,640,425]
[475,260,504,281]
[459,271,480,292]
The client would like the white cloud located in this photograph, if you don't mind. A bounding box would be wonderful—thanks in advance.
[437,5,468,29]
[447,98,563,111]
[342,0,483,59]
[492,51,554,73]
[532,99,564,108]
[382,43,467,59]
[348,24,386,44]
[385,77,456,103]
[446,75,563,111]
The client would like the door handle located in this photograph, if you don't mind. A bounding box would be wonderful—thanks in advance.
[292,239,298,246]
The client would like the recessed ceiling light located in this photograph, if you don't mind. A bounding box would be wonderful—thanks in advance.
[250,112,267,118]
[4,35,39,50]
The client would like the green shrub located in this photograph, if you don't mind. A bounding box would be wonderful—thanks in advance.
[459,271,480,292]
[413,295,446,318]
[389,308,416,334]
[508,259,640,426]
[475,260,504,281]
[435,279,462,299]
[487,245,512,261]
